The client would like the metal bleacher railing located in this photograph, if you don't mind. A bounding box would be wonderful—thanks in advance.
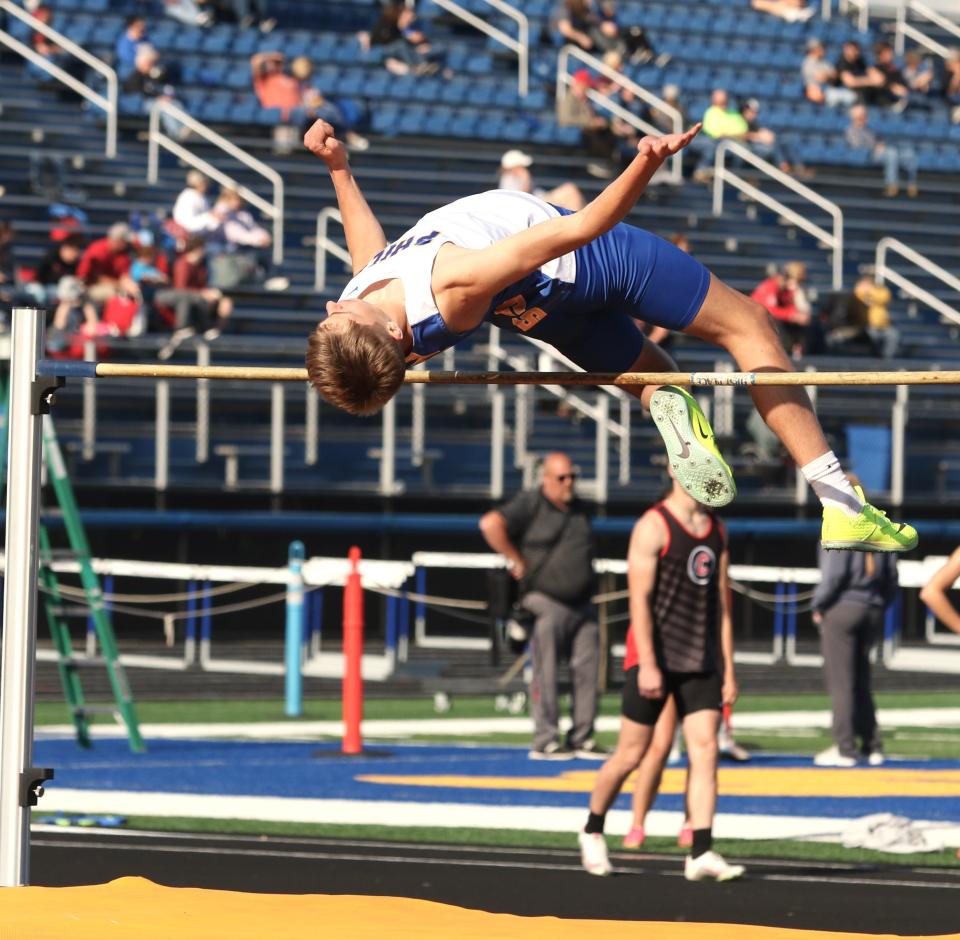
[314,208,352,291]
[422,0,530,97]
[712,140,845,291]
[147,100,285,266]
[828,0,960,58]
[894,0,960,59]
[875,237,960,330]
[555,45,684,186]
[0,0,118,158]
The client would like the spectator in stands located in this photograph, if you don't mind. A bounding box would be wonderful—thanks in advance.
[751,261,811,360]
[205,187,278,290]
[205,0,275,31]
[250,51,302,120]
[836,40,886,107]
[497,150,585,212]
[45,275,104,358]
[163,0,213,28]
[292,57,370,152]
[27,233,83,305]
[129,233,170,308]
[692,88,747,181]
[622,20,670,68]
[901,50,936,110]
[77,222,138,305]
[550,0,600,51]
[853,273,899,359]
[645,84,688,135]
[942,47,960,121]
[360,3,439,77]
[812,477,897,767]
[845,104,918,198]
[740,98,798,174]
[28,5,87,91]
[590,2,628,57]
[122,45,185,139]
[751,0,814,22]
[155,235,234,358]
[920,550,960,637]
[0,219,13,286]
[802,38,856,108]
[479,452,602,761]
[870,42,909,111]
[115,15,149,79]
[172,170,215,236]
[396,6,440,73]
[0,219,16,315]
[557,68,626,179]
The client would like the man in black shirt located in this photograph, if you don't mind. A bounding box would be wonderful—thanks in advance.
[480,452,601,760]
[870,42,909,110]
[836,40,885,106]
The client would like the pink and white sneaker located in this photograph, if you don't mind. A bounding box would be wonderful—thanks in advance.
[622,826,645,849]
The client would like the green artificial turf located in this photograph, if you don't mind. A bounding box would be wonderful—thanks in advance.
[33,689,960,727]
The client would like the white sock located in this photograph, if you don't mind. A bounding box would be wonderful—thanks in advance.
[801,451,864,516]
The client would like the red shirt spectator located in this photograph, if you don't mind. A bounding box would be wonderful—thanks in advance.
[751,275,801,323]
[77,224,132,285]
[172,251,207,290]
[251,52,302,118]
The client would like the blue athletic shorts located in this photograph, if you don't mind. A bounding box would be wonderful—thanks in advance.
[545,210,712,372]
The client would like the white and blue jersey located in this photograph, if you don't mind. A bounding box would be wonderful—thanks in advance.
[337,190,711,371]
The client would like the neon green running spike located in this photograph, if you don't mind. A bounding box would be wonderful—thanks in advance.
[649,385,736,508]
[821,487,918,552]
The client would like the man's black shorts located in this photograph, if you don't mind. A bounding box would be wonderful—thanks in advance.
[621,666,722,726]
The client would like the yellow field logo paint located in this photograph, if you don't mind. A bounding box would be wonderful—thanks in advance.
[357,767,960,798]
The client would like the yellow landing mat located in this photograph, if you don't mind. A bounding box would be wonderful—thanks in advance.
[0,878,958,940]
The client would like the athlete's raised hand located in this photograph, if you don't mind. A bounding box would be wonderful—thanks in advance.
[304,119,349,171]
[636,123,702,161]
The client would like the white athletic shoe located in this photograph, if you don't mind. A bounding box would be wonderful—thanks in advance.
[578,830,612,876]
[813,746,858,768]
[684,850,745,882]
[865,750,885,767]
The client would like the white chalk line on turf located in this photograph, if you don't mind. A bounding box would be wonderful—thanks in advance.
[35,788,960,848]
[34,707,960,741]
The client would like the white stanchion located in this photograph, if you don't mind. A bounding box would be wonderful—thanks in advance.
[0,308,50,886]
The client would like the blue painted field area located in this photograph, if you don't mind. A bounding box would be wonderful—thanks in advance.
[35,738,960,823]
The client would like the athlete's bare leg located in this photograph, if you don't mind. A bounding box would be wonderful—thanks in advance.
[623,336,678,409]
[630,696,678,828]
[682,707,721,831]
[684,274,830,467]
[588,715,654,815]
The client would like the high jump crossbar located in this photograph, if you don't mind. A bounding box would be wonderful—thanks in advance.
[35,361,960,387]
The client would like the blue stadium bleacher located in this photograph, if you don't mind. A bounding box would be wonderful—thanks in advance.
[1,0,958,505]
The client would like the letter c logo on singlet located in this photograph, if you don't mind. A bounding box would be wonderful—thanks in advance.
[686,546,716,586]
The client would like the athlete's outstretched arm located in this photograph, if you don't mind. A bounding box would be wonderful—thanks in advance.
[436,125,701,330]
[304,119,387,274]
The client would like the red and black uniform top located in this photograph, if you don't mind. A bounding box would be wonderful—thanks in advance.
[624,502,726,674]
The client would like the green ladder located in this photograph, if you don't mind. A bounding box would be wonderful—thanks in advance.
[38,417,145,752]
[0,365,144,752]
